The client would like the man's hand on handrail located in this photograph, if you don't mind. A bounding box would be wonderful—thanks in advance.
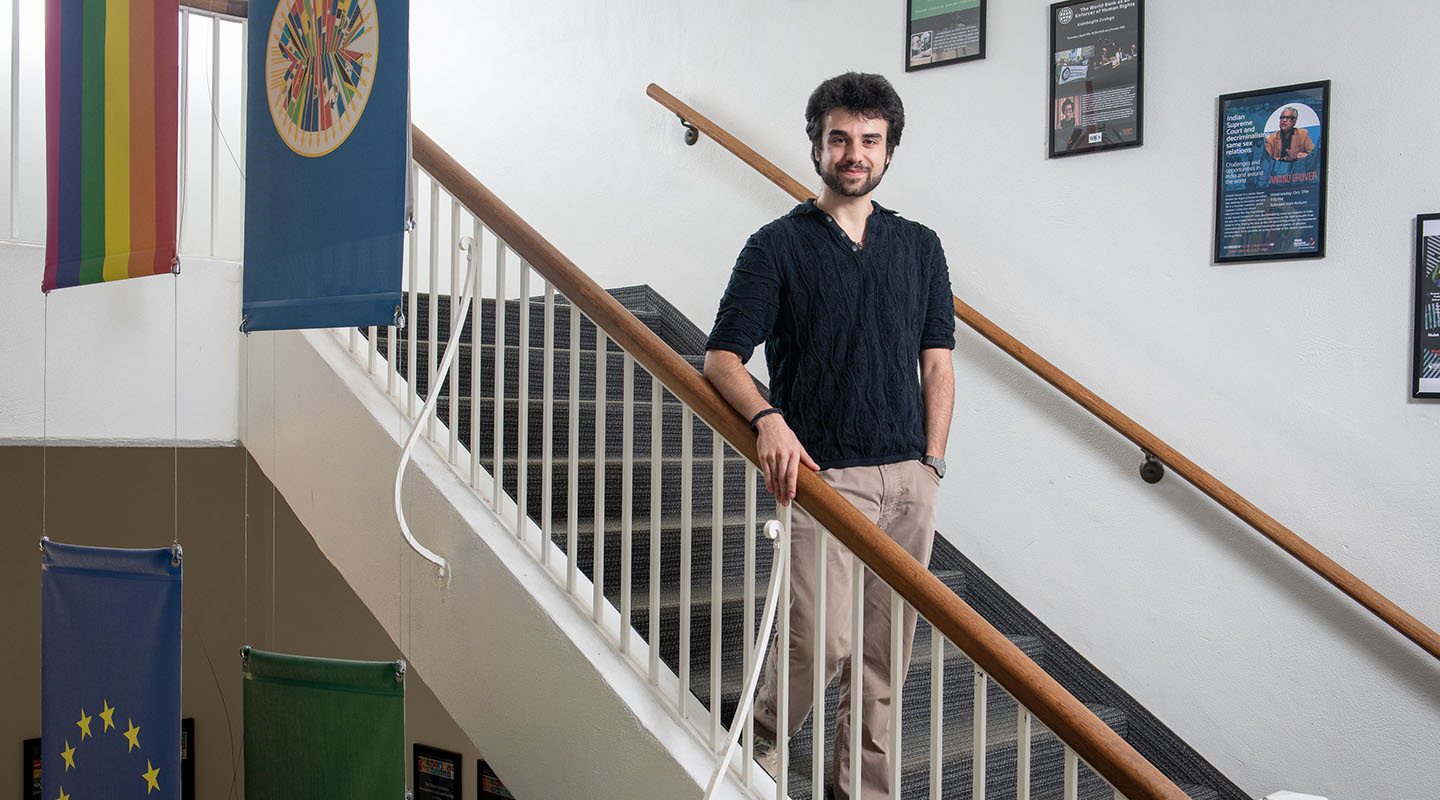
[702,349,818,505]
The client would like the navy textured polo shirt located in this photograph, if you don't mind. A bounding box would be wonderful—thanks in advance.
[706,199,955,470]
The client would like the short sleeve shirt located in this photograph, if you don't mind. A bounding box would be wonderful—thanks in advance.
[706,200,955,470]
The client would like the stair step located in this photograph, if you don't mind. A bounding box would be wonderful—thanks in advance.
[779,695,1126,800]
[370,341,708,405]
[389,292,665,350]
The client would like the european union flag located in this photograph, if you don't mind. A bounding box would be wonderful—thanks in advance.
[42,542,182,800]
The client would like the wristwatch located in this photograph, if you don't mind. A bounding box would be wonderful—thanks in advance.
[920,455,946,478]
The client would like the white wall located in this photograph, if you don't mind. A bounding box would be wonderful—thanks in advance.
[410,1,1440,797]
[0,243,242,445]
[241,327,750,800]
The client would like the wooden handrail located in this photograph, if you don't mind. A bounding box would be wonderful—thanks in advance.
[179,0,248,19]
[412,125,1190,800]
[645,82,1440,664]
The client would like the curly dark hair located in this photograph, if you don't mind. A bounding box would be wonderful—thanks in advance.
[804,72,905,165]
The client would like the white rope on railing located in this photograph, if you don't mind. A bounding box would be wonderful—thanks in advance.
[392,235,478,585]
[703,518,785,800]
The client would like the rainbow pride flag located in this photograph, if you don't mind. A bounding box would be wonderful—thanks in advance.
[44,0,179,292]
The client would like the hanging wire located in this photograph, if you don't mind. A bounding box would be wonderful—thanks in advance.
[41,292,48,539]
[173,274,180,549]
[271,334,276,648]
[242,330,249,650]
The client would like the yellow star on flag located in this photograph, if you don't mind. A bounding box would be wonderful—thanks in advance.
[75,708,92,740]
[60,740,76,771]
[123,719,142,752]
[142,760,161,794]
[99,699,116,731]
[55,787,69,800]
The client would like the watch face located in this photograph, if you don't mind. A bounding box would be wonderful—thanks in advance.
[266,0,380,157]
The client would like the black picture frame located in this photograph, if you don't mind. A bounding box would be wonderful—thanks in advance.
[1048,0,1144,158]
[905,0,985,72]
[477,759,515,799]
[414,744,462,800]
[1413,214,1440,398]
[22,738,41,800]
[181,717,195,800]
[1213,80,1331,263]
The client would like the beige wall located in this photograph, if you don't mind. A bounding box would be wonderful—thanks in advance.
[0,446,491,799]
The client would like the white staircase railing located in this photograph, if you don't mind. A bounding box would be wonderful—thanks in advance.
[337,135,1181,799]
[337,159,795,793]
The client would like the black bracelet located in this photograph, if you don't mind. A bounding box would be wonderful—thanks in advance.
[748,407,782,432]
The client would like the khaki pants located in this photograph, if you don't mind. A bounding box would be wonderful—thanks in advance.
[754,460,939,800]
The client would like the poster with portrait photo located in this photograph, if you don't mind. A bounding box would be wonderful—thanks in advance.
[1048,0,1143,158]
[906,0,985,71]
[1213,81,1330,263]
[1412,214,1440,398]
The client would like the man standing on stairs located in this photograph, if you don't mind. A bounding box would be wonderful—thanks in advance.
[703,71,955,799]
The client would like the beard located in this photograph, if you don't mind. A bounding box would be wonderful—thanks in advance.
[817,158,887,198]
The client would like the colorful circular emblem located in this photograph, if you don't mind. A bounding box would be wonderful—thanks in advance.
[265,0,379,157]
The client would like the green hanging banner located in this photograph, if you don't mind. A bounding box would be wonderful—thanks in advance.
[242,647,406,799]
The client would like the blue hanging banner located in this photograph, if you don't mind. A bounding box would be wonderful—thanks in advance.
[41,541,183,800]
[242,0,410,332]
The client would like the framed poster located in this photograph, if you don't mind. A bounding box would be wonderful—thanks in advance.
[415,744,461,800]
[477,760,515,799]
[1048,0,1143,157]
[1413,214,1440,398]
[1213,80,1331,263]
[23,738,41,800]
[181,717,195,800]
[906,0,985,71]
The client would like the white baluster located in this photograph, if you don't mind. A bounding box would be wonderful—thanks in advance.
[931,630,944,800]
[1017,707,1032,800]
[648,374,662,685]
[406,168,419,419]
[426,180,439,441]
[813,524,827,795]
[448,199,461,463]
[776,502,792,800]
[449,197,460,466]
[492,240,505,509]
[621,353,634,653]
[541,283,555,568]
[469,221,483,488]
[890,588,904,797]
[710,434,724,749]
[742,461,757,783]
[566,304,579,594]
[593,327,607,624]
[973,667,988,800]
[679,406,693,718]
[517,261,530,540]
[850,558,864,800]
[1065,746,1079,800]
[367,326,377,376]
